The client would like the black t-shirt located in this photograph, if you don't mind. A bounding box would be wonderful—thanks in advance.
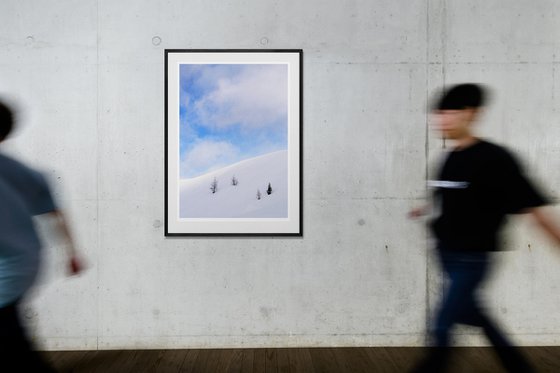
[430,140,548,252]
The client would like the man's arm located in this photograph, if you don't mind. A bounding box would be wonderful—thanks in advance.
[527,206,560,245]
[49,209,84,275]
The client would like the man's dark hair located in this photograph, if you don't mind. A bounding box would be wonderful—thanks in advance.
[433,83,487,110]
[0,100,15,141]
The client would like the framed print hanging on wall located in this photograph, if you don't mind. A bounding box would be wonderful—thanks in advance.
[165,49,302,236]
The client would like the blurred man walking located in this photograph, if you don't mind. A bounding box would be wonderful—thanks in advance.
[410,84,560,373]
[0,100,84,372]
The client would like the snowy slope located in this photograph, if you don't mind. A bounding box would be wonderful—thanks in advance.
[179,150,288,218]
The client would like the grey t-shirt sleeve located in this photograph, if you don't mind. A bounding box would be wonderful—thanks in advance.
[27,170,57,215]
[0,154,57,216]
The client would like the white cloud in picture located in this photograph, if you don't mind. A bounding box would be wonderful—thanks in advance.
[180,140,240,179]
[194,65,288,131]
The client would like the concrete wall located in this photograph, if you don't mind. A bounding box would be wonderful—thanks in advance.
[0,0,559,350]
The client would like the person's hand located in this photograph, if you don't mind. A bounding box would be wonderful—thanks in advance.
[408,206,427,219]
[68,254,85,276]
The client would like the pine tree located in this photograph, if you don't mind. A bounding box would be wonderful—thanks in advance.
[232,176,238,186]
[267,183,272,195]
[257,189,261,200]
[210,178,218,194]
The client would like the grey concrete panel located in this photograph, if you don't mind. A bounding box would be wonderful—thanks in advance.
[97,0,428,64]
[96,198,425,346]
[442,1,558,64]
[0,0,97,66]
[2,0,560,350]
[305,63,427,200]
[98,62,163,201]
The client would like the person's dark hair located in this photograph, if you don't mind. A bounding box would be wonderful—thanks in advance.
[433,83,487,111]
[0,100,15,141]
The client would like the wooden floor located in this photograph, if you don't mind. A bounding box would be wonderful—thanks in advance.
[43,347,560,372]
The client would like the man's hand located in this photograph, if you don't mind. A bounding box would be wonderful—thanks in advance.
[68,255,84,276]
[408,206,428,219]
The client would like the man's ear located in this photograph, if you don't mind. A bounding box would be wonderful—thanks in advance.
[464,107,480,123]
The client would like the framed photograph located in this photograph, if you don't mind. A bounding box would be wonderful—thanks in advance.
[165,49,303,236]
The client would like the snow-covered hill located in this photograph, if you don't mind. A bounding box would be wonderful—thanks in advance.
[179,150,288,218]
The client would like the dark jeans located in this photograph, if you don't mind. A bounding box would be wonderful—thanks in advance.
[412,249,533,373]
[0,300,56,372]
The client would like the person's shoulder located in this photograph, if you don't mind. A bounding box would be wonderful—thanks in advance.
[477,139,514,158]
[0,151,39,171]
[477,140,522,171]
[0,152,30,171]
[476,139,504,151]
[0,152,46,184]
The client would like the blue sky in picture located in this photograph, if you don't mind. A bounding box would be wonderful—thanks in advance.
[179,64,288,179]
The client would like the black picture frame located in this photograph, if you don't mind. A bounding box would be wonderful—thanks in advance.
[165,49,303,236]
